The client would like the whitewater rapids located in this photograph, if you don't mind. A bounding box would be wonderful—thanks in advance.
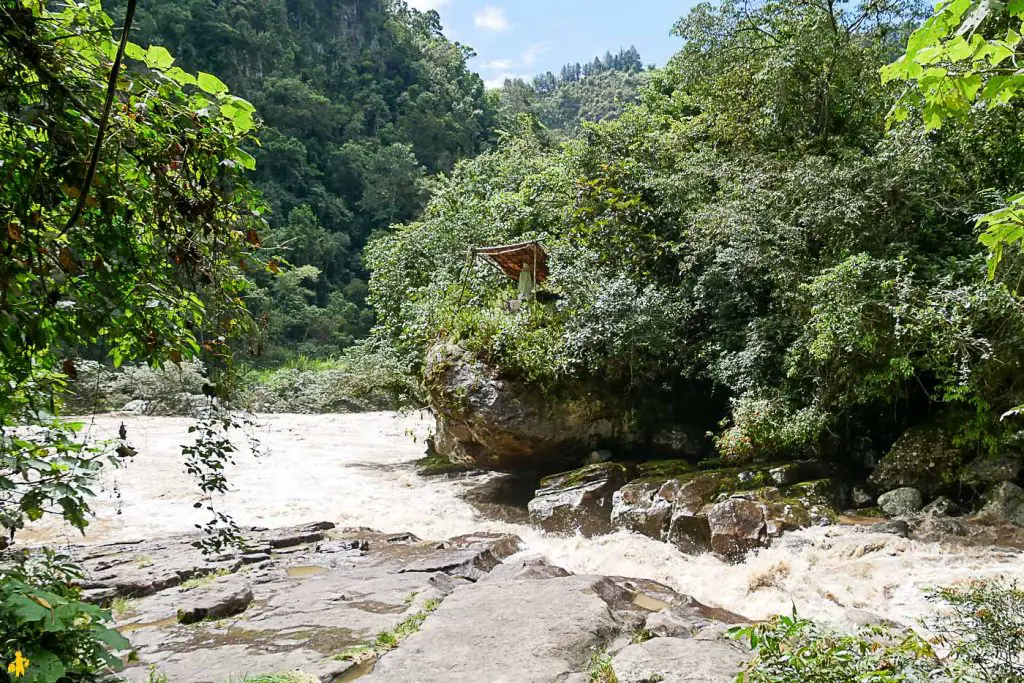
[23,412,1024,629]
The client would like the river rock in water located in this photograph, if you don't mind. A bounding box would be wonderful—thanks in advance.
[877,487,924,517]
[605,466,841,558]
[979,481,1024,526]
[423,342,626,471]
[528,462,630,536]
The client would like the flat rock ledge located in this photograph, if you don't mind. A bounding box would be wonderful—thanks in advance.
[64,522,752,682]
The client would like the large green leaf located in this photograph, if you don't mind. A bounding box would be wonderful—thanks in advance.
[144,45,175,70]
[197,72,229,96]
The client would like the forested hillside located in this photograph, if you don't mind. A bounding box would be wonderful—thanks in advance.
[108,0,496,358]
[370,0,1024,467]
[496,47,648,134]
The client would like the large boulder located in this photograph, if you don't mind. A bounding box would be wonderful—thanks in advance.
[877,487,924,517]
[962,454,1023,489]
[611,461,697,540]
[528,462,630,536]
[869,424,963,497]
[707,498,767,559]
[609,466,840,556]
[424,343,624,470]
[978,482,1024,526]
[611,480,674,539]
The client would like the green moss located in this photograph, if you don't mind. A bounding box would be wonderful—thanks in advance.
[539,462,630,490]
[240,674,317,683]
[336,596,444,663]
[587,650,619,683]
[782,479,840,506]
[415,451,470,477]
[632,459,696,483]
[334,644,373,662]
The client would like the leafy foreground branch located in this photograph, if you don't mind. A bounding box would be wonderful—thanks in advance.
[1,0,266,678]
[732,581,1024,682]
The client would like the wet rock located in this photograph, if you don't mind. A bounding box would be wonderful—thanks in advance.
[846,609,904,629]
[759,481,841,536]
[108,527,528,682]
[644,609,703,638]
[528,462,629,536]
[707,498,766,559]
[81,587,118,605]
[365,565,747,683]
[769,460,832,487]
[398,533,522,581]
[176,579,253,624]
[869,424,962,497]
[241,553,271,565]
[665,474,721,553]
[877,487,923,517]
[365,574,625,682]
[387,532,420,544]
[611,480,675,539]
[424,342,625,470]
[68,520,755,683]
[979,482,1024,526]
[962,454,1023,489]
[912,514,969,540]
[258,521,335,548]
[611,636,748,683]
[868,519,911,538]
[922,496,961,517]
[851,487,875,509]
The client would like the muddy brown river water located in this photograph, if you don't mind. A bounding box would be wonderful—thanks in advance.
[24,412,1024,629]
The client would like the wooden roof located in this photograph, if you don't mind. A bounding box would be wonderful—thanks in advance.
[473,240,549,284]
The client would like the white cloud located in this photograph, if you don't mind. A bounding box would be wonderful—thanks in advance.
[475,6,510,32]
[484,73,530,89]
[481,58,516,70]
[520,43,551,67]
[406,0,450,11]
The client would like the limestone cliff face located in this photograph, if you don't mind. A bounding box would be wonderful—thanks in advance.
[423,342,625,471]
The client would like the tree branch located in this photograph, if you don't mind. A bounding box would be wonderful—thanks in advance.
[61,0,137,236]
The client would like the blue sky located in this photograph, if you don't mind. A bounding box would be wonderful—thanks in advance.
[406,0,699,87]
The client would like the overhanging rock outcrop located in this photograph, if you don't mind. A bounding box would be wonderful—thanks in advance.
[424,342,626,471]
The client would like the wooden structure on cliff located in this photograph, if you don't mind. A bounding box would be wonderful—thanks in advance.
[471,240,548,304]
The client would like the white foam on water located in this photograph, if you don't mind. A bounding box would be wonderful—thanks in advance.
[24,412,1024,628]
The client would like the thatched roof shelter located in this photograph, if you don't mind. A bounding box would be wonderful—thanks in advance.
[472,240,548,284]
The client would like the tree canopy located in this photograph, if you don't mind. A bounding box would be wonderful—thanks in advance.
[109,0,497,358]
[368,0,1024,464]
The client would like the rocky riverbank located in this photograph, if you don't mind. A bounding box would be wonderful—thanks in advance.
[78,522,750,682]
[22,413,1024,662]
[425,342,1024,564]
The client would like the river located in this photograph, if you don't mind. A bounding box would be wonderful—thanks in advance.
[23,412,1024,630]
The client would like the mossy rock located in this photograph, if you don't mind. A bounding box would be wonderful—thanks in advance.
[416,451,471,477]
[538,462,632,491]
[782,478,845,508]
[869,423,964,496]
[632,459,696,483]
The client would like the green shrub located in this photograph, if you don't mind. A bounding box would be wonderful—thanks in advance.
[928,581,1024,681]
[241,341,417,413]
[730,610,940,682]
[0,550,130,683]
[732,581,1024,682]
